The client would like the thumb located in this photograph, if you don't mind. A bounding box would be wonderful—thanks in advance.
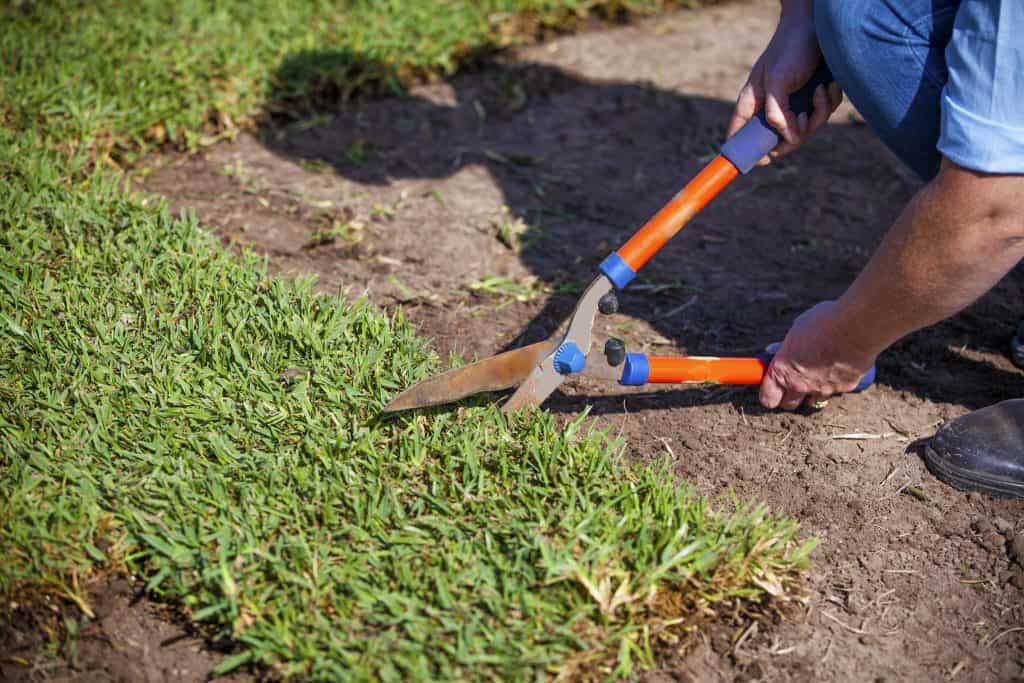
[763,78,797,144]
[728,80,763,139]
[759,363,785,409]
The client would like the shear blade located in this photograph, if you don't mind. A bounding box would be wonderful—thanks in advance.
[383,339,555,412]
[501,360,564,413]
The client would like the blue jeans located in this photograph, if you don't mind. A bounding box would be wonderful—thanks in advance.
[815,0,959,181]
[815,0,966,181]
[818,0,1024,179]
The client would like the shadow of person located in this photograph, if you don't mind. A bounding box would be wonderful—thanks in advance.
[257,47,1023,412]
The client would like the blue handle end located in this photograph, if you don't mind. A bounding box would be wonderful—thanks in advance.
[854,363,876,393]
[721,60,834,174]
[619,353,649,386]
[599,252,636,289]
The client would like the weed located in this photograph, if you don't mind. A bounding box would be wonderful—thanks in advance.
[431,188,447,208]
[297,157,333,174]
[306,219,364,248]
[469,275,550,303]
[493,205,546,252]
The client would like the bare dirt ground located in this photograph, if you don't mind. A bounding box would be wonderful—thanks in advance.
[7,2,1023,681]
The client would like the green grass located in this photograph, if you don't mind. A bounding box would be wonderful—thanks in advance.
[1,0,812,679]
[2,0,700,163]
[0,137,812,678]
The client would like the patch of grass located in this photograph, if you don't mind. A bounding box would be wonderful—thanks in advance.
[0,135,812,679]
[2,0,811,677]
[3,0,710,163]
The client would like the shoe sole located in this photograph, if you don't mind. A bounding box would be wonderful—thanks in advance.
[924,445,1024,499]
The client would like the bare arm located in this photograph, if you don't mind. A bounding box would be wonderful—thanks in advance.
[761,158,1024,409]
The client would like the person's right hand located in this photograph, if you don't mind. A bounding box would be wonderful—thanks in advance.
[727,7,843,165]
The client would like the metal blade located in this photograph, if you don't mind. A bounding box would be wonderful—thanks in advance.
[383,339,556,412]
[501,358,565,413]
[502,275,614,412]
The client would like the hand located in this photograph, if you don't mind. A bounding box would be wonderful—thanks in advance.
[760,301,876,410]
[727,10,843,165]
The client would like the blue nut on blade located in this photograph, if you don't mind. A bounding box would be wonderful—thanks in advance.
[553,342,586,375]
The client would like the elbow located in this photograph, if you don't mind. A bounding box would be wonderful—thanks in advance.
[933,158,1024,250]
[982,204,1024,248]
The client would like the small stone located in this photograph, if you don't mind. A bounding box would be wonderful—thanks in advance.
[983,531,1005,551]
[1010,534,1024,567]
[1010,568,1024,590]
[993,517,1013,534]
[973,518,996,536]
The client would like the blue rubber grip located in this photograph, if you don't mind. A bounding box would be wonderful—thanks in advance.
[721,61,834,174]
[619,353,650,386]
[600,252,637,289]
[756,349,876,393]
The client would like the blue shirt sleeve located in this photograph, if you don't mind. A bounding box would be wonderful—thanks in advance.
[938,0,1024,173]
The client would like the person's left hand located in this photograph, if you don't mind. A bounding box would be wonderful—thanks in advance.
[760,301,876,410]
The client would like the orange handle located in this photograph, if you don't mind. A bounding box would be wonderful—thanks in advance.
[617,155,739,272]
[646,355,766,385]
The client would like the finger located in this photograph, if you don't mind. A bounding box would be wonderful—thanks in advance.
[779,388,807,411]
[769,111,809,158]
[798,111,810,137]
[727,77,765,138]
[764,81,797,144]
[759,370,785,409]
[806,84,831,136]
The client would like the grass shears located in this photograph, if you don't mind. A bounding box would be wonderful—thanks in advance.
[384,62,875,413]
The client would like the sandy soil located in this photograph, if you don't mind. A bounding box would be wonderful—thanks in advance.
[7,2,1023,680]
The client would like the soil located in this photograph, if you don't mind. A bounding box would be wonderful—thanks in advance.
[0,579,250,682]
[8,1,1023,680]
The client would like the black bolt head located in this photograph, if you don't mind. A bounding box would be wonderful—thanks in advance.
[604,338,626,366]
[598,290,619,315]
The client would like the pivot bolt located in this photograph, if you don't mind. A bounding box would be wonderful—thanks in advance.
[604,338,626,366]
[553,342,586,375]
[598,290,619,315]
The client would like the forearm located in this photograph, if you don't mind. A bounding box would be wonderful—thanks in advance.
[830,159,1024,359]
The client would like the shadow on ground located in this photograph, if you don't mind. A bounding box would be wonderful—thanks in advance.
[257,47,1022,413]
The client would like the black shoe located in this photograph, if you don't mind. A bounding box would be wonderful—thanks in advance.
[924,399,1024,499]
[1012,320,1024,370]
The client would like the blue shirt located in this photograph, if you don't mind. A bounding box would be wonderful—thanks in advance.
[940,1,1024,173]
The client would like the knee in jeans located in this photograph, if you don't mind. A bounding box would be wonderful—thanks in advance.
[814,0,871,77]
